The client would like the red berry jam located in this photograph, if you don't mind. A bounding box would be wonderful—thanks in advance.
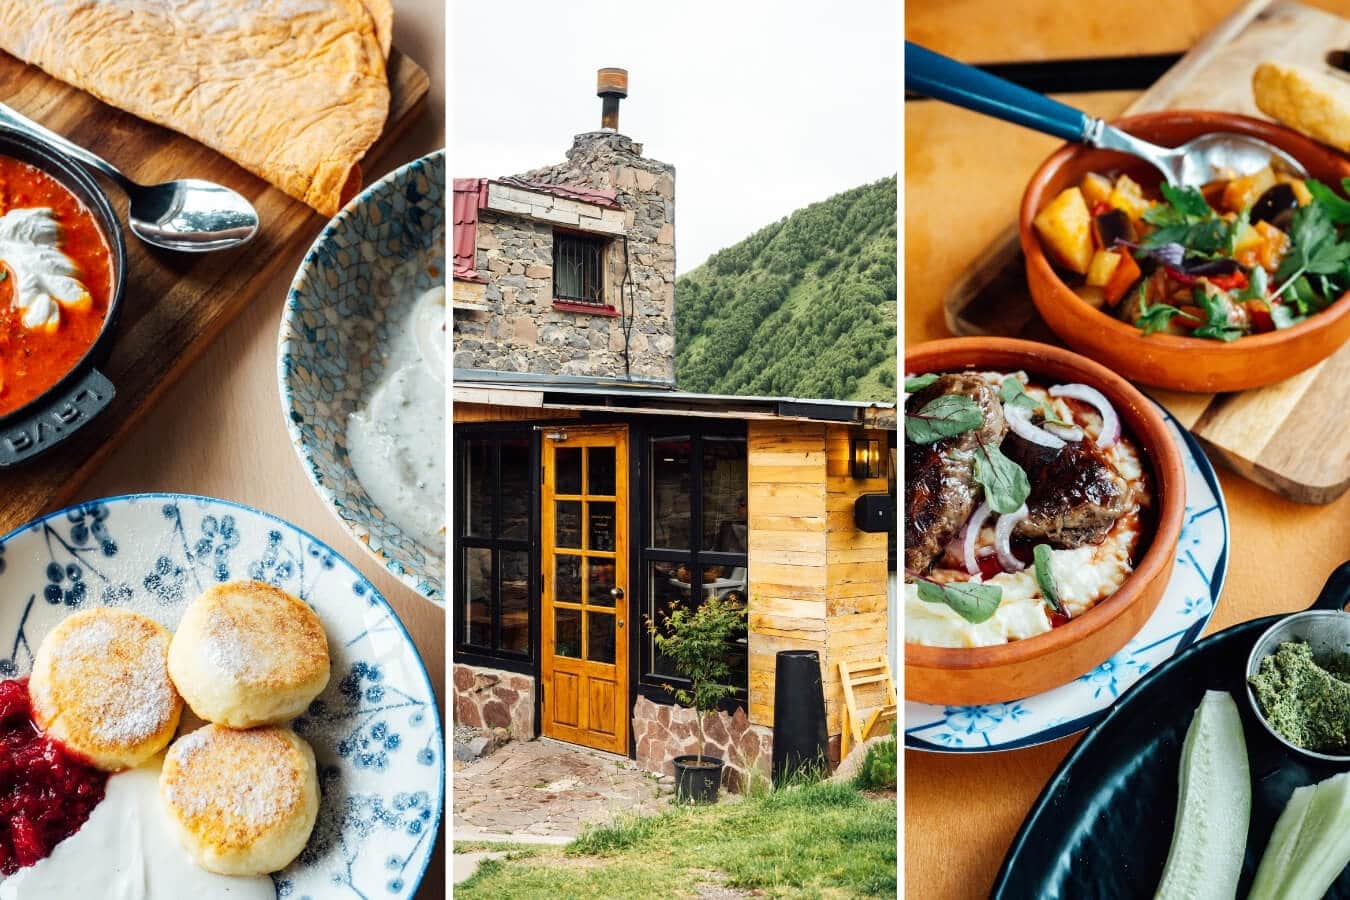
[0,678,106,874]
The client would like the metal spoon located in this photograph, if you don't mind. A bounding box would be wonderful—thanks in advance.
[905,42,1307,185]
[0,102,259,252]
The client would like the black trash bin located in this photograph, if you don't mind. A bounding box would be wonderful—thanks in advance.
[772,649,828,786]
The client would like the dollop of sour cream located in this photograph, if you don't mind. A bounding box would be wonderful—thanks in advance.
[0,207,91,332]
[346,284,446,552]
[0,758,273,899]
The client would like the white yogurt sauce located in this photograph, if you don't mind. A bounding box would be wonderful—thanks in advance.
[346,284,446,552]
[0,207,91,332]
[0,759,273,899]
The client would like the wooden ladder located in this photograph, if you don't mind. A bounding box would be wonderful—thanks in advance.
[839,657,898,760]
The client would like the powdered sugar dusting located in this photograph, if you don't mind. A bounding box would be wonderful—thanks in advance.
[166,727,304,831]
[49,613,177,747]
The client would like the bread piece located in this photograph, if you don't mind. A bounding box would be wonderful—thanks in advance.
[169,581,330,728]
[0,0,390,215]
[161,725,320,876]
[30,608,182,771]
[1253,61,1350,154]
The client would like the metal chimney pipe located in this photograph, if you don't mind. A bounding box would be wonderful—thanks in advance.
[597,67,628,132]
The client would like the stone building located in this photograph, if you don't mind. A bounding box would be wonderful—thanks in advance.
[453,70,896,791]
[452,130,676,382]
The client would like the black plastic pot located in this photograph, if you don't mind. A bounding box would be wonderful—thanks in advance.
[772,649,829,786]
[0,127,126,467]
[672,754,723,804]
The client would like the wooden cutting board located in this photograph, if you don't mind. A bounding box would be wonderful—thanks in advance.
[943,0,1350,503]
[0,49,428,533]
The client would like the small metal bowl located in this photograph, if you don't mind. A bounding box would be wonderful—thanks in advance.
[1245,607,1350,764]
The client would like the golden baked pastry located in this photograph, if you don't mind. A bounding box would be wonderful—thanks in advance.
[161,724,320,876]
[0,0,391,215]
[168,580,330,728]
[1253,61,1350,154]
[30,608,183,771]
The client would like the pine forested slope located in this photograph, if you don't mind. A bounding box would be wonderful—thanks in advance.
[674,177,897,403]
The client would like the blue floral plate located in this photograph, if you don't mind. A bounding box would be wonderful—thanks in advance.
[0,494,443,897]
[280,151,446,605]
[905,411,1229,753]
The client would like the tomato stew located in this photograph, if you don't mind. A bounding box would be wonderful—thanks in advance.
[0,156,112,417]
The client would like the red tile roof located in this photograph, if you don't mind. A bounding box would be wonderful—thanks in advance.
[453,178,488,283]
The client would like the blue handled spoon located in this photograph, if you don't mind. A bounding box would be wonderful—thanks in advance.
[905,41,1307,186]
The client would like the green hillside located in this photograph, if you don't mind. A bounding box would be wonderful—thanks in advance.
[674,177,897,403]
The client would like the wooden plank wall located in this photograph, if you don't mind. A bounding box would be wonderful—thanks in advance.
[452,402,580,423]
[746,420,891,736]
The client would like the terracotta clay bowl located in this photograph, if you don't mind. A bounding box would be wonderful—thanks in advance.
[904,337,1186,706]
[1020,111,1350,393]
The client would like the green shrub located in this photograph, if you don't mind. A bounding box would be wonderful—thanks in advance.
[853,725,898,791]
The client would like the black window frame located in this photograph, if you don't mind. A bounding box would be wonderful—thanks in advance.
[636,420,750,706]
[552,229,609,306]
[453,427,538,675]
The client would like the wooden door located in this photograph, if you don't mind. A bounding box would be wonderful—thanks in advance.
[540,426,629,754]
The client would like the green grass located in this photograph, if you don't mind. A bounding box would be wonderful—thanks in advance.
[456,780,896,899]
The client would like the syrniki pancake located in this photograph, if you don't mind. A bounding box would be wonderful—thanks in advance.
[30,608,183,771]
[169,581,330,728]
[161,724,320,876]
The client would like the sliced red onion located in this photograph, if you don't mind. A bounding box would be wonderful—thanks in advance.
[1045,421,1085,442]
[994,506,1029,572]
[962,502,992,576]
[1003,402,1066,449]
[1049,383,1120,448]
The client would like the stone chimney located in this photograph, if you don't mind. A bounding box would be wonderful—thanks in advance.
[454,77,677,383]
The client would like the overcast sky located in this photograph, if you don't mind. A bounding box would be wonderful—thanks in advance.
[452,0,898,274]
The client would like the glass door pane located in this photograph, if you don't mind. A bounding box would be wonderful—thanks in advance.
[586,611,615,663]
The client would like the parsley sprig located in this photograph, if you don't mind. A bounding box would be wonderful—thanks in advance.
[1139,184,1233,257]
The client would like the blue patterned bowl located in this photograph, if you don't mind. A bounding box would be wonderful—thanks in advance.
[0,494,442,897]
[279,151,446,605]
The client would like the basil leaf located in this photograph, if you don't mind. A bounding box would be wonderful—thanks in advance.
[999,375,1072,427]
[904,394,983,445]
[904,373,939,393]
[916,579,1002,625]
[972,442,1030,514]
[1033,544,1066,616]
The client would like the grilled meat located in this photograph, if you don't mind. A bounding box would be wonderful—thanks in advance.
[904,374,1006,572]
[1002,430,1133,548]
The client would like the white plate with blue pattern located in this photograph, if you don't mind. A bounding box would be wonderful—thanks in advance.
[280,150,446,605]
[0,494,442,897]
[904,410,1229,753]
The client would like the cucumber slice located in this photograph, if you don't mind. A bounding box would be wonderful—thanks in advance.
[1249,772,1350,900]
[1155,691,1251,900]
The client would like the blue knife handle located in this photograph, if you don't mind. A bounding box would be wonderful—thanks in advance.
[905,41,1090,144]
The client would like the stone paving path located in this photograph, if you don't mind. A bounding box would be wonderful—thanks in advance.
[454,737,669,839]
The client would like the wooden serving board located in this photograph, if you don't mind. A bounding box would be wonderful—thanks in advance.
[944,0,1350,503]
[0,49,428,533]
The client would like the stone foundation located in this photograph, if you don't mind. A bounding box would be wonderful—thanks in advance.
[632,694,773,792]
[452,664,535,740]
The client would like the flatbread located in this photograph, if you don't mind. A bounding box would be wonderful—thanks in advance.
[363,0,393,57]
[1253,61,1350,155]
[0,0,391,216]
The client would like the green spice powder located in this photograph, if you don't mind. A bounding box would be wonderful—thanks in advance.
[1249,641,1350,754]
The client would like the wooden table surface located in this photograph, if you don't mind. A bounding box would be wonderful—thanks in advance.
[905,1,1349,897]
[66,1,447,897]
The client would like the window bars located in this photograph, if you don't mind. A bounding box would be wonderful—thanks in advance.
[553,232,606,305]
